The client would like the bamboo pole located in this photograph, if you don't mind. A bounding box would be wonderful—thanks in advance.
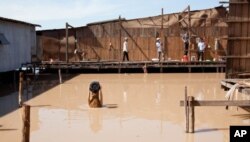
[188,96,195,133]
[58,68,62,84]
[119,16,122,62]
[188,5,191,60]
[22,105,30,142]
[66,22,69,63]
[184,86,188,133]
[19,72,24,107]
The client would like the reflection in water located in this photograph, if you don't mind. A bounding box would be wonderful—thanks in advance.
[88,109,103,133]
[196,90,204,100]
[123,91,127,103]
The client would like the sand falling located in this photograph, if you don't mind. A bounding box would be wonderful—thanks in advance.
[0,73,249,142]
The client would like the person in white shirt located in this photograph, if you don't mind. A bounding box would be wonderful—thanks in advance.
[156,37,162,61]
[197,38,206,61]
[181,32,189,56]
[122,37,129,61]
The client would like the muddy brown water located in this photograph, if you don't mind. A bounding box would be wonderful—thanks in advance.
[0,73,249,142]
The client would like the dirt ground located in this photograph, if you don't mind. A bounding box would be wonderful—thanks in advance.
[0,73,249,142]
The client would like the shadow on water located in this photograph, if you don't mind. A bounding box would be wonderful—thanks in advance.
[195,128,228,133]
[0,128,18,131]
[231,107,250,120]
[103,104,118,109]
[29,105,51,108]
[0,72,78,117]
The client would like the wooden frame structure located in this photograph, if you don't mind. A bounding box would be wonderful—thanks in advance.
[180,87,250,133]
[37,6,228,63]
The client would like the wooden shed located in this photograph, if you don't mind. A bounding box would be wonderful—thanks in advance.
[0,17,39,72]
[37,6,228,62]
[226,0,250,78]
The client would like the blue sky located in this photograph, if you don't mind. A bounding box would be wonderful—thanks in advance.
[0,0,223,30]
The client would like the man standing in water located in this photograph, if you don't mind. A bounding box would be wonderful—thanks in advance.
[156,37,163,61]
[122,37,129,61]
[88,81,103,108]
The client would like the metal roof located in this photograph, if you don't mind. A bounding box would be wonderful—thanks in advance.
[0,16,41,27]
[0,33,9,45]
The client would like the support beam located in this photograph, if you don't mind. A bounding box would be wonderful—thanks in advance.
[65,22,75,63]
[119,16,122,62]
[66,22,69,63]
[184,86,188,133]
[22,105,30,142]
[180,100,250,107]
[19,72,24,107]
[58,69,62,84]
[188,96,195,133]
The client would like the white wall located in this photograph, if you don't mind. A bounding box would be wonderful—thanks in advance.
[0,21,36,72]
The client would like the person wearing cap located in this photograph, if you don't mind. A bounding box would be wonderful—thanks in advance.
[156,37,162,61]
[122,37,129,61]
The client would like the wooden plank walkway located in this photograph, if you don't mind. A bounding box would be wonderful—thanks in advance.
[22,60,226,73]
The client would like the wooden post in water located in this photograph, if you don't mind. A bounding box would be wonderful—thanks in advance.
[22,105,30,142]
[19,72,24,107]
[58,68,62,84]
[188,96,195,133]
[184,86,188,133]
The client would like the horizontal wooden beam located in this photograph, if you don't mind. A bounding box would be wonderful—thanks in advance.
[219,1,229,4]
[227,19,250,23]
[180,100,250,107]
[229,37,250,40]
[229,2,250,4]
[222,56,250,59]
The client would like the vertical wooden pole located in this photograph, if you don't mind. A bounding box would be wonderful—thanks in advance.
[188,5,191,61]
[161,8,165,61]
[119,15,122,73]
[22,105,30,142]
[58,68,62,84]
[19,72,24,107]
[188,96,195,133]
[66,22,69,63]
[184,86,188,133]
[119,16,122,62]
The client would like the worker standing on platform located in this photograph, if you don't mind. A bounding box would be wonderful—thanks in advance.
[197,38,206,61]
[156,37,163,61]
[122,37,129,61]
[181,31,189,56]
